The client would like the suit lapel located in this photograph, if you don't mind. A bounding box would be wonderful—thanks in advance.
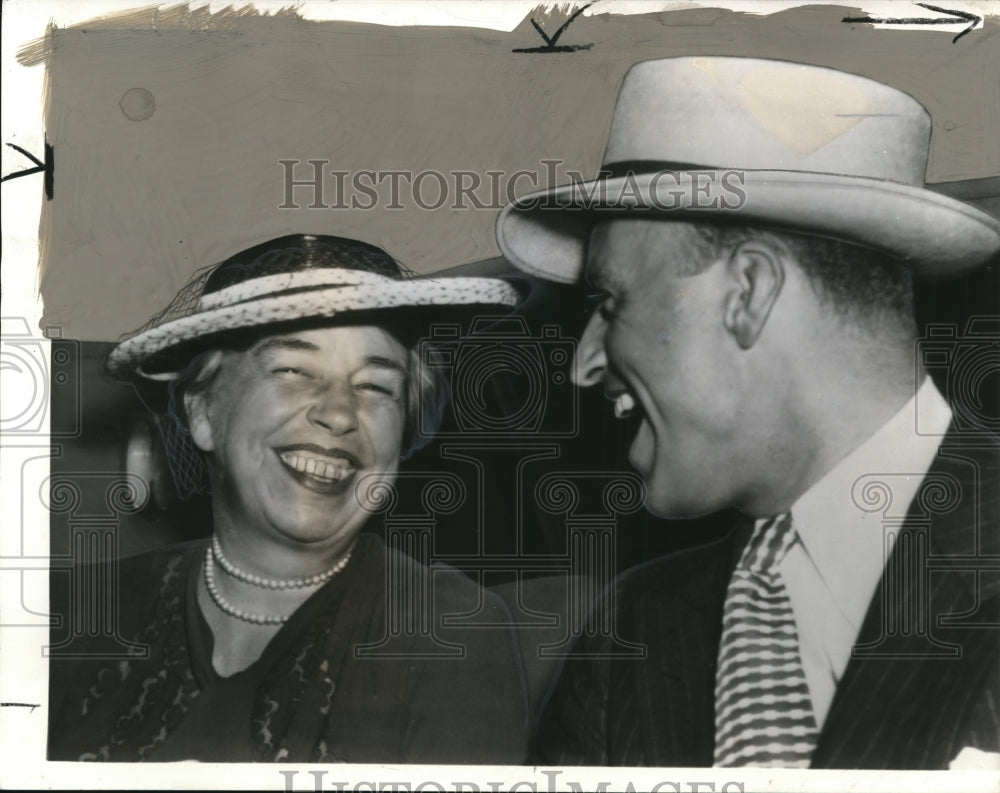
[813,429,999,768]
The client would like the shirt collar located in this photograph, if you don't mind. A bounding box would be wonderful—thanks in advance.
[787,377,953,631]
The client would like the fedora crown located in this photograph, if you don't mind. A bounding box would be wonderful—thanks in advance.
[604,57,931,185]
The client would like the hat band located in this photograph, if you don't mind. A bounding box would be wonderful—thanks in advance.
[601,160,711,180]
[197,268,394,311]
[599,160,926,189]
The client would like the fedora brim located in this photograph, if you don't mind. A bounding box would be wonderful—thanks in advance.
[107,275,524,381]
[496,170,1000,283]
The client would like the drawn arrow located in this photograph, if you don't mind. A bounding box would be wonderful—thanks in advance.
[513,1,595,53]
[1,140,54,199]
[1,702,40,712]
[843,3,981,43]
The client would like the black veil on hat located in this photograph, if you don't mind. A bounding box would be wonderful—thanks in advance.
[106,233,525,381]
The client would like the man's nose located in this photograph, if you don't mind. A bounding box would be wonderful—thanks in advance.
[307,382,358,435]
[572,310,608,388]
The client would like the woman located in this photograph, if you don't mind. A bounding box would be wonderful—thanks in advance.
[48,234,529,763]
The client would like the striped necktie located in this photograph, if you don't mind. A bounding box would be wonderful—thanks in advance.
[713,513,818,767]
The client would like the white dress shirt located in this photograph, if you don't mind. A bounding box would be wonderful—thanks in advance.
[768,377,953,730]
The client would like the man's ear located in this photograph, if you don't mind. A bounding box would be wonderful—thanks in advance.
[722,237,785,349]
[183,390,215,452]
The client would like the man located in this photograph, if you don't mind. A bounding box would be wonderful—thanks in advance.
[495,57,1000,769]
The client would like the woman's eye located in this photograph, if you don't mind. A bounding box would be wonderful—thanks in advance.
[356,382,397,397]
[273,366,309,378]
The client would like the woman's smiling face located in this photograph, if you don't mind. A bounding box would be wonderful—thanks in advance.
[186,324,409,550]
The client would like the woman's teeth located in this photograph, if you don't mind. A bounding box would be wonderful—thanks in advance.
[614,392,636,420]
[279,452,354,482]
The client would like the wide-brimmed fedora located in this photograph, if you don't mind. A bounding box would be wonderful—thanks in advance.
[106,233,524,380]
[497,56,1000,281]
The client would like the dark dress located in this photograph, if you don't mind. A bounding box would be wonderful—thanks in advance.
[48,533,529,763]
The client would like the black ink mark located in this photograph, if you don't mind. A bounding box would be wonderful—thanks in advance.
[1,139,54,199]
[513,1,595,53]
[511,43,593,53]
[842,3,981,43]
[1,702,41,712]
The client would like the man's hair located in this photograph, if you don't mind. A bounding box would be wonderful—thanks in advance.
[159,335,448,499]
[687,223,916,330]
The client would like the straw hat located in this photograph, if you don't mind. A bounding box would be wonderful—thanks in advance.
[497,56,1000,282]
[106,233,524,380]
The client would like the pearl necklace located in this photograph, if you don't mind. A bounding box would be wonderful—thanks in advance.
[203,541,353,625]
[211,535,351,589]
[203,547,287,624]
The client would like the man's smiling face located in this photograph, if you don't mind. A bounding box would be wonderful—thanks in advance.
[573,219,752,517]
[187,324,408,549]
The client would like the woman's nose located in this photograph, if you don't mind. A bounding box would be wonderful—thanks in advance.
[306,383,358,434]
[572,310,609,388]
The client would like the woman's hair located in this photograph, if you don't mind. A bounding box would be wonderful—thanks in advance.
[163,349,223,499]
[161,330,449,499]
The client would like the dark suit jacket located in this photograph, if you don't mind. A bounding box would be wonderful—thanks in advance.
[533,426,1000,769]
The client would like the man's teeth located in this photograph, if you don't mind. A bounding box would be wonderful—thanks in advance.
[614,392,636,420]
[279,452,355,482]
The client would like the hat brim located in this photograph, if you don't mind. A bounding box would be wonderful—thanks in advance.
[496,170,1000,283]
[107,276,525,381]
